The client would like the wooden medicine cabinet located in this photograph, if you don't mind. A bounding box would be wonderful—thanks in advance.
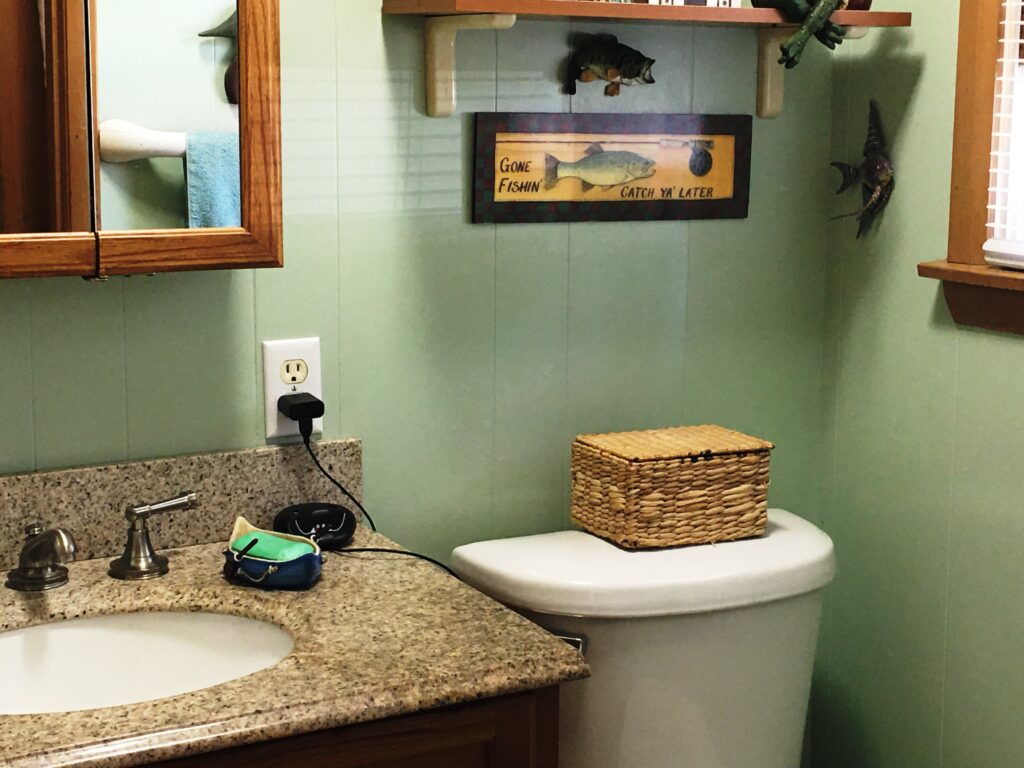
[0,0,282,280]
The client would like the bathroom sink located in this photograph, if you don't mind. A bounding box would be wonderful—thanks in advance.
[0,612,293,715]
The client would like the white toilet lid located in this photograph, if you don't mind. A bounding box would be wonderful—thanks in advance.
[450,510,835,619]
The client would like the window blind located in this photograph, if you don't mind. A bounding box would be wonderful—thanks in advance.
[985,0,1024,268]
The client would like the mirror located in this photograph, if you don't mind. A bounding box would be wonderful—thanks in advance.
[0,0,280,280]
[95,1,241,231]
[0,0,93,235]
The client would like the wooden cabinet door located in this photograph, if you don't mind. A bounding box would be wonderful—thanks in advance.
[147,687,559,768]
[0,0,96,279]
[94,0,282,277]
[0,0,283,280]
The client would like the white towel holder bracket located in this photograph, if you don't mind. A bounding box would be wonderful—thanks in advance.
[98,119,188,163]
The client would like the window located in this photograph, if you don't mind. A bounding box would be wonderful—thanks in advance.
[916,0,1024,337]
[985,0,1024,268]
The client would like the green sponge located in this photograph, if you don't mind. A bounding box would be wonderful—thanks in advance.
[230,531,315,562]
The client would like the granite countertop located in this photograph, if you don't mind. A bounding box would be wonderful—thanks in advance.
[0,527,589,768]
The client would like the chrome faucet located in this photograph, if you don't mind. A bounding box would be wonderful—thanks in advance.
[5,523,78,592]
[109,492,198,580]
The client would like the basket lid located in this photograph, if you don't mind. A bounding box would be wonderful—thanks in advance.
[575,425,774,461]
[450,510,834,619]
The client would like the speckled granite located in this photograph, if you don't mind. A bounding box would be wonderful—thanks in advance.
[0,529,589,768]
[0,441,362,570]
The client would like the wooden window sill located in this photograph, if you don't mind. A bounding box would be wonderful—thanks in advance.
[918,260,1024,335]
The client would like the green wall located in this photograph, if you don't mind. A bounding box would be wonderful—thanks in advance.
[818,0,1024,765]
[0,2,832,561]
[8,0,1014,764]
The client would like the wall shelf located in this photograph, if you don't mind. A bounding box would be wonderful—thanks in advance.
[918,261,1024,337]
[382,1,910,27]
[918,260,1024,293]
[381,1,912,117]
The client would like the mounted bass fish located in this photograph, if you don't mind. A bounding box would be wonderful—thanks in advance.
[545,144,656,192]
[565,34,656,97]
[831,100,895,238]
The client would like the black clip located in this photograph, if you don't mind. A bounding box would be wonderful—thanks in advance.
[223,537,260,580]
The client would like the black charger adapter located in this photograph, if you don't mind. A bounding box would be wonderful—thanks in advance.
[275,392,459,577]
[276,391,375,530]
[277,393,325,442]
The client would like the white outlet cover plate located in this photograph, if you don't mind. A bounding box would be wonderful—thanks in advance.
[262,337,324,439]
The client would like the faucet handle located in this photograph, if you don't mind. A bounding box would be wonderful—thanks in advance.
[110,492,199,581]
[24,522,44,538]
[125,491,199,525]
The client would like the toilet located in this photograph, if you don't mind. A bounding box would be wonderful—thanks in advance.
[451,509,835,768]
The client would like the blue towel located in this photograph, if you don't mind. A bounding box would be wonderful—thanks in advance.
[185,132,241,228]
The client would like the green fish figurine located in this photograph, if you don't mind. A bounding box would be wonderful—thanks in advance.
[544,144,656,192]
[750,0,848,69]
[565,34,656,97]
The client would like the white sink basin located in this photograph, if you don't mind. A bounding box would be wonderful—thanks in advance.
[0,612,293,715]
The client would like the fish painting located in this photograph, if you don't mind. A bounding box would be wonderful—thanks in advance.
[544,144,656,192]
[565,34,656,97]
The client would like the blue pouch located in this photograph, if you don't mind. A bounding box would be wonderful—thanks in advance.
[223,517,324,590]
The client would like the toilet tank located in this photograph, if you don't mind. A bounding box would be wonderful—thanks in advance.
[451,510,835,768]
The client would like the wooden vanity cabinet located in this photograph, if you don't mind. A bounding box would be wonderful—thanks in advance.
[146,687,559,768]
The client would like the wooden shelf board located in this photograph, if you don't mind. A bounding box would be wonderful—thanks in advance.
[919,261,1024,336]
[382,0,912,28]
[918,260,1024,292]
[388,0,912,118]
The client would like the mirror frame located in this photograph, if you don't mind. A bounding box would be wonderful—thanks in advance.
[0,0,282,280]
[0,0,95,279]
[96,0,282,276]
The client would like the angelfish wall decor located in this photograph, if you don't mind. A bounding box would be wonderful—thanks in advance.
[199,11,239,105]
[831,100,895,238]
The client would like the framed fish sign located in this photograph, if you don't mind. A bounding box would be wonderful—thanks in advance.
[473,113,752,224]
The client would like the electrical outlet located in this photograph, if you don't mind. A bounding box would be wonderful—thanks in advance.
[280,359,308,385]
[262,338,323,439]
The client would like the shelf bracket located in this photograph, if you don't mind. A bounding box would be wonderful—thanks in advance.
[756,29,790,120]
[757,26,870,119]
[425,13,517,118]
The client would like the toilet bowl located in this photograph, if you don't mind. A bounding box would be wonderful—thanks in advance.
[451,509,835,768]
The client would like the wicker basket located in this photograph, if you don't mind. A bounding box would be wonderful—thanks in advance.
[571,425,774,550]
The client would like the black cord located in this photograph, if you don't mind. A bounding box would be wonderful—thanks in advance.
[292,421,455,580]
[301,425,377,532]
[337,548,459,579]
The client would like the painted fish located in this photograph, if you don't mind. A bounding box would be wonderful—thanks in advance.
[566,34,656,97]
[544,144,656,192]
